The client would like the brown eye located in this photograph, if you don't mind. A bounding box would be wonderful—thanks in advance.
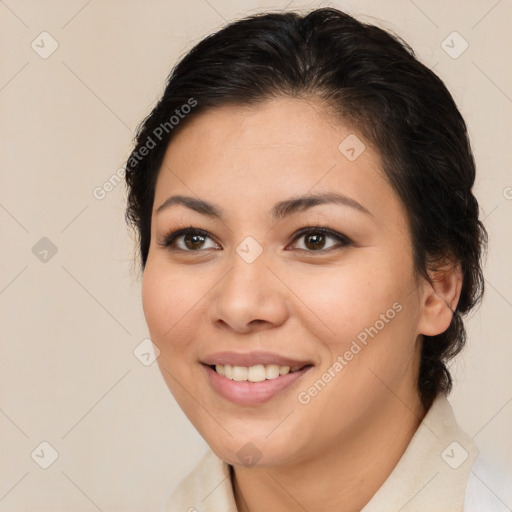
[304,232,327,250]
[183,232,207,250]
[290,227,351,252]
[160,228,220,251]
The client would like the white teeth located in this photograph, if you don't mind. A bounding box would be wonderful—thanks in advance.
[248,365,266,382]
[233,366,248,381]
[224,364,233,379]
[279,365,291,375]
[214,363,305,381]
[265,364,280,379]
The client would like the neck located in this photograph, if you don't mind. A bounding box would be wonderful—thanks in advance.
[232,393,426,512]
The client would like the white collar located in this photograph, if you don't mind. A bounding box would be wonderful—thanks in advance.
[162,394,479,511]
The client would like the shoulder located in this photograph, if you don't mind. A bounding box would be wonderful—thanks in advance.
[159,449,238,512]
[463,454,512,512]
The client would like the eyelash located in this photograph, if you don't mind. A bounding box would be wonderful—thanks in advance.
[158,225,352,254]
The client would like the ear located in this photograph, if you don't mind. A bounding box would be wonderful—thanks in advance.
[417,259,463,337]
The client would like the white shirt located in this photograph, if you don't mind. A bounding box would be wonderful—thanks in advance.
[464,454,512,511]
[161,395,511,511]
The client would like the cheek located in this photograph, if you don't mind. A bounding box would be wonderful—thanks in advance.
[293,271,420,426]
[290,256,420,391]
[289,260,404,343]
[141,260,201,348]
[141,261,206,403]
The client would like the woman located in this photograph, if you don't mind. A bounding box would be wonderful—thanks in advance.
[124,7,496,511]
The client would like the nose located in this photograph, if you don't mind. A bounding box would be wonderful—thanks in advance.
[209,248,289,334]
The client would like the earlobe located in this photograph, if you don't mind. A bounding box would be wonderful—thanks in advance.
[417,261,463,337]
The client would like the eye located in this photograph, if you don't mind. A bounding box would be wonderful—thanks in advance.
[159,227,220,252]
[288,226,351,252]
[158,225,351,253]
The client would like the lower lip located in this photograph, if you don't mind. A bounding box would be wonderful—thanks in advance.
[202,364,312,406]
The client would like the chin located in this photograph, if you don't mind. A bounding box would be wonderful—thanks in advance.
[204,428,302,468]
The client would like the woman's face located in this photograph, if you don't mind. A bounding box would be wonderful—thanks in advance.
[142,97,431,467]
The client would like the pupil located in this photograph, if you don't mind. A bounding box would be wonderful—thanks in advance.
[305,233,325,250]
[185,233,204,249]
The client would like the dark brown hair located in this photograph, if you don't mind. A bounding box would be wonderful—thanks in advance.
[125,7,487,409]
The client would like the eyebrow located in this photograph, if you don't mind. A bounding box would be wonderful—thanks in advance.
[155,191,373,220]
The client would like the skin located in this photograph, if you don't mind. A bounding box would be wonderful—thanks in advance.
[142,96,462,512]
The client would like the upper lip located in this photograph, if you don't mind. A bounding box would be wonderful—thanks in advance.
[201,351,314,368]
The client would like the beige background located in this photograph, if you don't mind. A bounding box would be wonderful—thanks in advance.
[1,0,511,510]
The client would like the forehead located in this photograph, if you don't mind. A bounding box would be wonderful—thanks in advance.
[153,97,403,226]
[161,97,360,170]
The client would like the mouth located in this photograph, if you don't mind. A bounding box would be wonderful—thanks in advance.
[206,363,313,382]
[201,356,314,405]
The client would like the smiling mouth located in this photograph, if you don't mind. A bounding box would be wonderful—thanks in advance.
[208,363,312,382]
